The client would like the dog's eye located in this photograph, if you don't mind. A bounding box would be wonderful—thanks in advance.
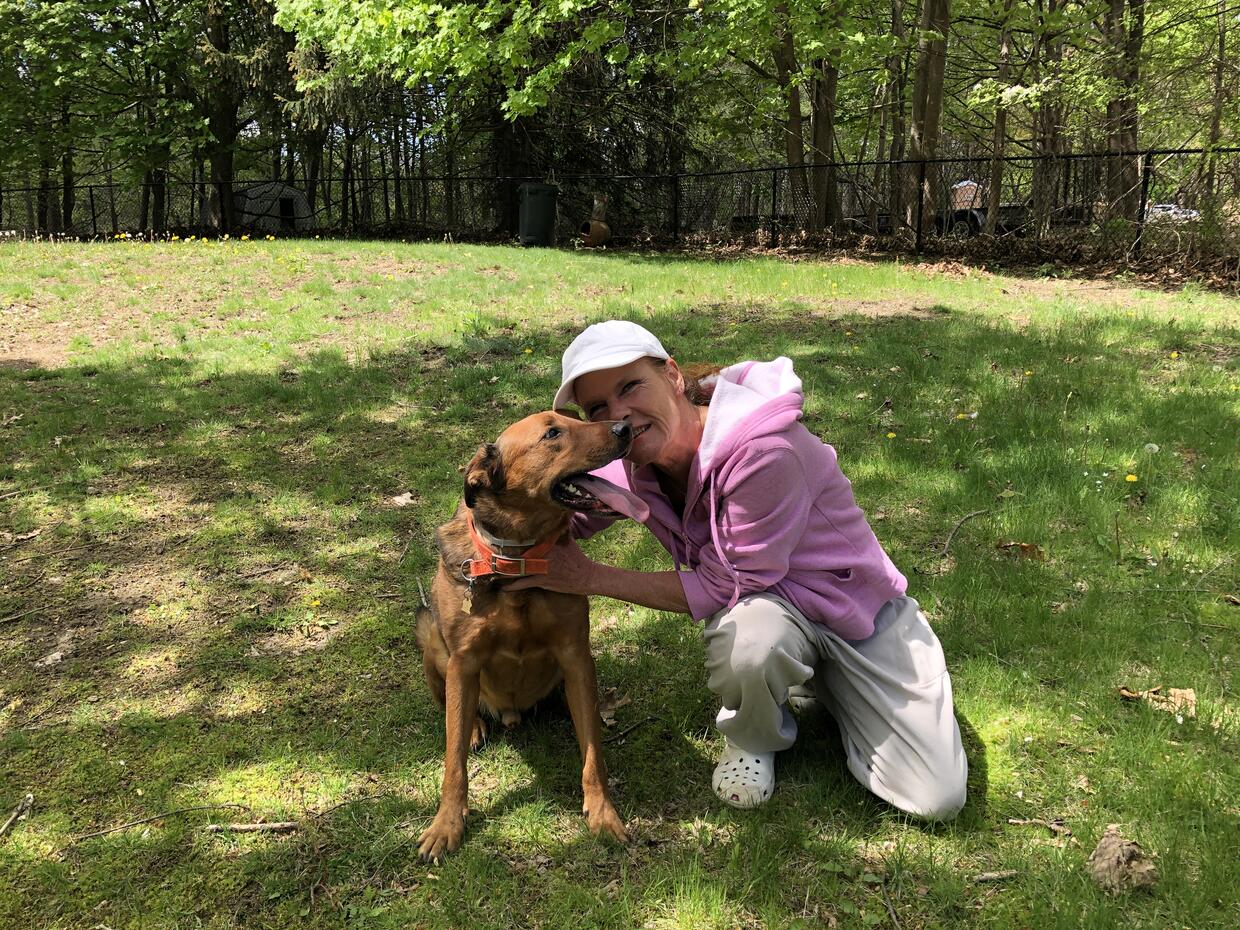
[542,427,562,440]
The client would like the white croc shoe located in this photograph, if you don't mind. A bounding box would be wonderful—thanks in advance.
[712,741,775,809]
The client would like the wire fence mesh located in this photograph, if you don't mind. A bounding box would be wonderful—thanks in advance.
[3,149,1238,263]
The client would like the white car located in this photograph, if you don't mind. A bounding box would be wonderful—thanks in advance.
[1145,203,1201,223]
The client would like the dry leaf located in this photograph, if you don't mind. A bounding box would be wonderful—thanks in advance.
[1224,594,1240,607]
[390,492,415,507]
[1119,686,1196,718]
[996,541,1046,560]
[996,488,1021,500]
[598,688,631,727]
[1073,774,1095,795]
[1085,825,1158,893]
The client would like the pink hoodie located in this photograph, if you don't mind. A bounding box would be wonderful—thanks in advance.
[573,357,907,641]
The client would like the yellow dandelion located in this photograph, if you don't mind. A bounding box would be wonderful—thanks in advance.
[955,413,968,420]
[1125,474,1138,482]
[266,234,276,241]
[523,348,533,354]
[1169,351,1179,359]
[241,234,249,241]
[886,432,897,439]
[1025,370,1033,376]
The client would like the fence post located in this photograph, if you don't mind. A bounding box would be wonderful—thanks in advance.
[671,174,680,243]
[1134,152,1153,258]
[89,186,98,238]
[915,159,926,254]
[770,169,779,245]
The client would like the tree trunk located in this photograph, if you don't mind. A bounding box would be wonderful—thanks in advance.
[1105,0,1144,221]
[140,170,151,232]
[810,57,839,231]
[905,0,951,236]
[37,157,52,233]
[392,102,405,224]
[204,6,241,232]
[1029,0,1063,236]
[887,0,907,229]
[984,0,1014,236]
[772,2,810,227]
[60,101,74,232]
[1206,0,1226,197]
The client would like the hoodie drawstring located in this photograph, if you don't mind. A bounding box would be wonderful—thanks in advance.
[705,475,743,610]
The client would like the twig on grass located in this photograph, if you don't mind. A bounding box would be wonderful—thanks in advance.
[0,794,34,840]
[308,793,389,820]
[973,870,1019,883]
[19,699,61,730]
[605,715,656,743]
[0,487,49,502]
[880,880,902,929]
[13,536,128,564]
[203,821,301,834]
[4,569,46,596]
[239,564,285,579]
[940,509,991,558]
[0,607,41,625]
[64,804,250,846]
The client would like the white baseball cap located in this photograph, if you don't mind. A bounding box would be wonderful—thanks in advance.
[553,320,670,410]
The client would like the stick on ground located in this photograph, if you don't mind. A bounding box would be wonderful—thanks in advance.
[203,821,301,834]
[65,804,249,845]
[0,794,33,840]
[941,509,991,558]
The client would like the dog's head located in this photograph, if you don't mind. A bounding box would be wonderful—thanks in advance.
[463,411,633,531]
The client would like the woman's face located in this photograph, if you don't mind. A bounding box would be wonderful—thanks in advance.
[572,357,697,469]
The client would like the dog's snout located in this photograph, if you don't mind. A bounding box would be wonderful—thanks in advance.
[611,421,632,441]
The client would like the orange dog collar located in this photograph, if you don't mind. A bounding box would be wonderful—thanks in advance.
[463,512,558,579]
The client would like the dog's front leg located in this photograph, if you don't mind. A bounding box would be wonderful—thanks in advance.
[419,651,482,862]
[553,640,628,843]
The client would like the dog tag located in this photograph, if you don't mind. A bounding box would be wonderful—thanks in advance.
[461,585,474,614]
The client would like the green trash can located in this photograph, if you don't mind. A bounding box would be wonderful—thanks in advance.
[518,182,559,246]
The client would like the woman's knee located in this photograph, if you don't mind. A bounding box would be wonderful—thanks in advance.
[704,596,814,686]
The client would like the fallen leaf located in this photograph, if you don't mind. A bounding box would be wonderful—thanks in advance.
[1118,686,1196,718]
[1073,774,1095,795]
[1224,594,1240,607]
[390,492,415,507]
[996,488,1022,500]
[1085,825,1158,893]
[598,688,631,727]
[996,541,1045,560]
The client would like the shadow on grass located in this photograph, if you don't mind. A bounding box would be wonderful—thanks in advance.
[0,294,1236,927]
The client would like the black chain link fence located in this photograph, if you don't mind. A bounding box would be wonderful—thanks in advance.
[3,149,1238,263]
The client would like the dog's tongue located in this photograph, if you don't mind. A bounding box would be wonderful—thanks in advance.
[573,475,649,521]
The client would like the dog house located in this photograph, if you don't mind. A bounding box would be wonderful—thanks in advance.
[232,181,316,233]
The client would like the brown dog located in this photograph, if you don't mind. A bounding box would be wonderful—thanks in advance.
[415,411,637,861]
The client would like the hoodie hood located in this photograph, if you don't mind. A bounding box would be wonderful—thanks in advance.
[697,357,805,476]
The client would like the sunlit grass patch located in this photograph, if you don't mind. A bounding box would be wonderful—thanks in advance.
[0,241,1236,929]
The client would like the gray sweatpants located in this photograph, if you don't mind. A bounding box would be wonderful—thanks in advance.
[702,593,967,820]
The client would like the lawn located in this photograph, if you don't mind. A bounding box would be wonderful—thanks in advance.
[0,240,1237,930]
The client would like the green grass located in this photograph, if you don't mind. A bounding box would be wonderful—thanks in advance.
[0,240,1237,929]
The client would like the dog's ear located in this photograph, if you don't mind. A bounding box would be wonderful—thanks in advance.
[463,443,504,508]
[553,407,582,421]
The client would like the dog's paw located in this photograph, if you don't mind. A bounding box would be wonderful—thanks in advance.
[469,716,488,752]
[418,809,467,863]
[584,801,628,844]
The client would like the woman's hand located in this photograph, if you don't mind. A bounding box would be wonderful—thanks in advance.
[502,539,601,596]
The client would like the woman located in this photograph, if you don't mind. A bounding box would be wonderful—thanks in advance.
[507,320,967,817]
